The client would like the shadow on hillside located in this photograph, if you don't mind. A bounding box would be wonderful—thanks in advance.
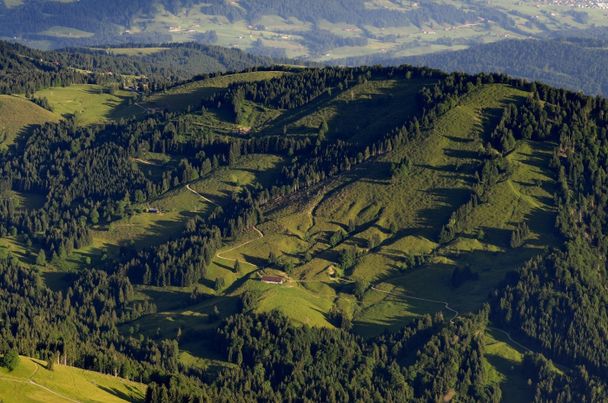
[223,267,263,295]
[98,385,140,403]
[12,123,48,152]
[263,78,431,147]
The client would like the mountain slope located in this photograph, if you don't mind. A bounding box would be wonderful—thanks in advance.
[403,38,608,96]
[1,46,608,401]
[0,356,145,403]
[0,40,279,94]
[0,95,59,147]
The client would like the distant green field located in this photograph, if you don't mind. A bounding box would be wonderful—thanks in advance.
[0,95,60,148]
[145,71,289,113]
[0,355,145,403]
[39,26,94,39]
[34,84,142,126]
[101,47,170,56]
[115,1,608,61]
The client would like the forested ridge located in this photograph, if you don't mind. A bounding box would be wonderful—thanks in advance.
[340,38,608,97]
[1,50,608,401]
[0,40,278,95]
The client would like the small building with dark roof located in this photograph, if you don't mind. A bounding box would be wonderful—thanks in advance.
[261,275,286,285]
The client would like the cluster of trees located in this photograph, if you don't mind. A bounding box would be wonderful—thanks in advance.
[489,98,552,153]
[0,120,153,256]
[145,309,499,402]
[492,81,608,381]
[0,40,278,95]
[510,221,531,248]
[298,28,369,55]
[0,41,93,94]
[1,350,19,371]
[439,157,511,243]
[118,222,222,287]
[221,67,373,110]
[0,256,175,380]
[522,353,608,401]
[390,156,411,178]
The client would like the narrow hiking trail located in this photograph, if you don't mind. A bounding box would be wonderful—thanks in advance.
[184,182,265,267]
[186,184,216,205]
[488,326,531,353]
[0,364,81,403]
[215,226,264,266]
[370,285,536,354]
[371,285,460,322]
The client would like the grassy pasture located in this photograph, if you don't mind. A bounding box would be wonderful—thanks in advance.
[214,83,555,336]
[39,26,94,39]
[0,355,145,403]
[483,328,534,403]
[100,47,170,56]
[0,95,60,148]
[34,84,142,125]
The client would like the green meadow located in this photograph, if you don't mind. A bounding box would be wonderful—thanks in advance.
[0,355,145,403]
[34,84,142,125]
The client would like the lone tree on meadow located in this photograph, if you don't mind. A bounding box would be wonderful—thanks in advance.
[35,249,46,266]
[2,350,19,371]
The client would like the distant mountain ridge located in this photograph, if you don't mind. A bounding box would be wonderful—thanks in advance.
[334,37,608,97]
[2,0,607,61]
[0,40,280,94]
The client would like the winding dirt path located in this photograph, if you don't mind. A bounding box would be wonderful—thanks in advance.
[370,286,536,354]
[487,326,531,352]
[186,184,216,205]
[0,363,81,403]
[184,182,264,268]
[371,285,460,322]
[215,226,264,268]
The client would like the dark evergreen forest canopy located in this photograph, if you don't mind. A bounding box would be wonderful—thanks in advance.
[0,40,279,94]
[1,40,608,402]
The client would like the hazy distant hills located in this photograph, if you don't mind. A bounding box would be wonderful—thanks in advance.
[2,0,608,61]
[335,37,608,96]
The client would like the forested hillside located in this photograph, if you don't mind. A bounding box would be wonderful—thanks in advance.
[404,38,608,97]
[1,41,608,402]
[0,40,278,94]
[336,37,608,97]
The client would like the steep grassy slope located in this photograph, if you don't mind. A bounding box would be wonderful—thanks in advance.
[0,95,59,147]
[204,84,559,336]
[0,356,145,403]
[262,77,432,143]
